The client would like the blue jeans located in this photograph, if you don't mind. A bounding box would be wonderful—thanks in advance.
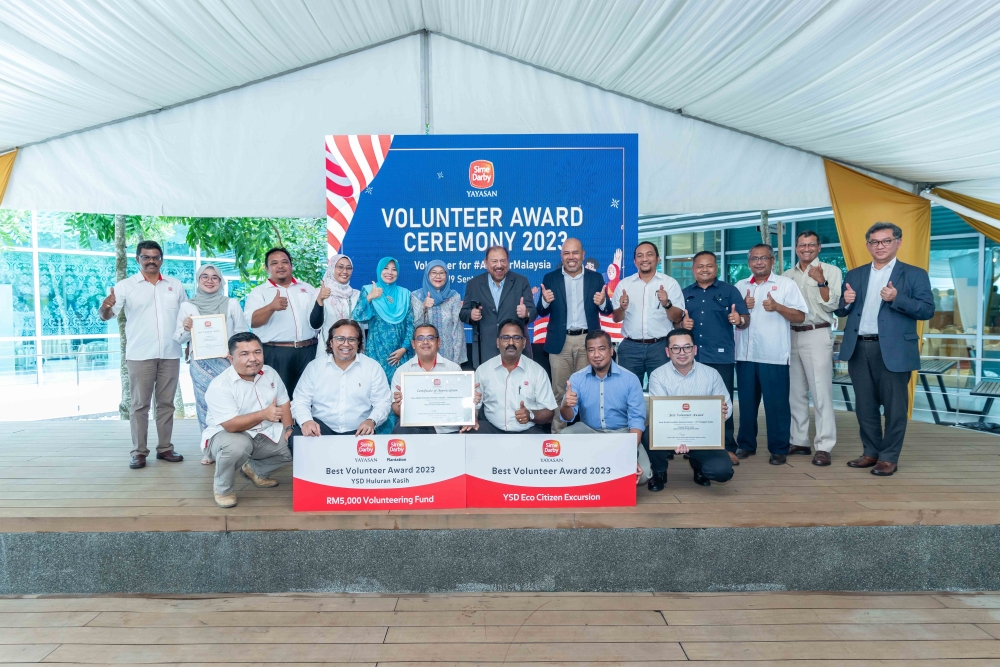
[616,338,668,389]
[736,361,791,455]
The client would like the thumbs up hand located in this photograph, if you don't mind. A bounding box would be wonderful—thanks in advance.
[563,381,578,408]
[744,289,755,310]
[516,296,528,318]
[593,284,607,306]
[844,282,856,304]
[317,284,332,305]
[271,289,288,311]
[727,304,741,326]
[423,293,435,309]
[618,289,629,311]
[681,309,694,330]
[656,284,670,307]
[515,400,531,424]
[881,281,897,302]
[261,397,282,423]
[540,283,555,304]
[366,281,383,302]
[102,287,116,309]
[762,291,779,312]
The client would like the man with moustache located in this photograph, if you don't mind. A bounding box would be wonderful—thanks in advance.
[99,240,187,469]
[201,332,293,508]
[538,238,614,432]
[243,248,318,396]
[390,323,481,435]
[291,320,391,446]
[612,241,684,387]
[474,319,557,434]
[680,251,750,464]
[460,246,537,369]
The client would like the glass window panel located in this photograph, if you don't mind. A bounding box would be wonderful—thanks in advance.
[663,256,716,288]
[0,340,38,386]
[36,212,114,251]
[928,237,978,335]
[163,223,194,257]
[727,261,751,284]
[664,231,719,257]
[983,247,1000,336]
[40,337,120,384]
[793,218,839,246]
[0,210,32,248]
[636,236,664,272]
[38,253,119,336]
[726,223,791,252]
[126,257,196,296]
[931,205,976,237]
[0,249,36,337]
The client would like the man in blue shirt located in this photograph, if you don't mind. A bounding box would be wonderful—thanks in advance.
[681,251,750,462]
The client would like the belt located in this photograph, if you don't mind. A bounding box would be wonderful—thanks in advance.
[264,338,318,348]
[791,322,832,332]
[626,336,666,344]
[857,334,880,341]
[566,328,588,336]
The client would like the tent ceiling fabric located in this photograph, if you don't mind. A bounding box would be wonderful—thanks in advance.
[2,0,1000,208]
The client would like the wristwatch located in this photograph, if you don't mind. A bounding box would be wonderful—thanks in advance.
[816,281,829,288]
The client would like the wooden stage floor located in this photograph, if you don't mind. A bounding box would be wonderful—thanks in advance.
[1,411,999,533]
[5,590,1000,664]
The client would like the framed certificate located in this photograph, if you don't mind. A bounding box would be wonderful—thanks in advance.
[190,314,229,360]
[400,371,476,427]
[648,396,725,450]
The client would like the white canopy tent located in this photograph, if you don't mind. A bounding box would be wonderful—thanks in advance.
[2,0,1000,217]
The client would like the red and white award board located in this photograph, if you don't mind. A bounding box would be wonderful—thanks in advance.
[465,434,636,508]
[293,434,466,511]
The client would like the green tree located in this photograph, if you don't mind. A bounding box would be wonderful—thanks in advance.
[0,209,29,247]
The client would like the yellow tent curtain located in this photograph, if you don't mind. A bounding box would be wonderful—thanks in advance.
[823,159,931,418]
[0,149,16,207]
[932,188,1000,243]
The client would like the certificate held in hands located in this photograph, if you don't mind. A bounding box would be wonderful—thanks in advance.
[400,371,476,427]
[190,314,229,360]
[648,396,725,450]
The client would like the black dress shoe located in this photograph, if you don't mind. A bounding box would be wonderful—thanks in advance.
[692,468,711,487]
[156,449,184,462]
[788,445,811,455]
[735,448,753,460]
[647,471,666,492]
[769,454,787,465]
[129,454,146,469]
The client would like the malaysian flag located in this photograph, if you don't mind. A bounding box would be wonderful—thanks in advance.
[325,134,393,255]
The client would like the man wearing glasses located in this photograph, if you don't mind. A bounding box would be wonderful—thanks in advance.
[474,320,557,434]
[290,320,391,448]
[99,240,188,470]
[389,324,481,435]
[835,222,934,476]
[734,244,809,465]
[784,231,843,466]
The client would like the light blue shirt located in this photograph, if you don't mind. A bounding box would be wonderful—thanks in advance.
[648,361,733,416]
[566,361,646,432]
[488,277,505,310]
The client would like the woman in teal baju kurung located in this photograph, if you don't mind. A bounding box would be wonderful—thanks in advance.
[351,257,413,434]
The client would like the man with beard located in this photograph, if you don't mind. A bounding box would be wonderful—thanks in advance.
[291,320,391,446]
[99,240,187,470]
[474,319,557,434]
[460,246,537,368]
[201,332,293,508]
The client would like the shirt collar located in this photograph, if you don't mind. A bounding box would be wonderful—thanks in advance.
[667,361,698,377]
[562,268,584,280]
[268,277,298,287]
[326,353,359,371]
[230,365,265,384]
[408,353,442,370]
[135,272,164,283]
[494,355,522,371]
[792,258,821,273]
[871,257,897,273]
[749,273,774,285]
[589,361,619,377]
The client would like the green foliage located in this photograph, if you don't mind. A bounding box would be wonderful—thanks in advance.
[0,209,29,248]
[65,213,173,249]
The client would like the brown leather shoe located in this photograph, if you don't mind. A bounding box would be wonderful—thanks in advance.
[846,455,878,468]
[728,451,740,466]
[129,454,146,469]
[788,445,811,455]
[871,460,898,476]
[156,449,184,462]
[812,451,831,466]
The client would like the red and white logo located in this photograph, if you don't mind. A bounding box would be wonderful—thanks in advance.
[682,403,691,411]
[433,378,441,386]
[771,285,778,291]
[524,381,529,386]
[542,440,561,457]
[356,439,375,456]
[469,160,494,189]
[203,320,212,328]
[387,439,406,457]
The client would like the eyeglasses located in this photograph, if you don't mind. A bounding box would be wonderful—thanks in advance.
[796,242,819,249]
[668,345,695,354]
[199,275,222,282]
[867,238,897,248]
[499,335,525,343]
[332,336,360,344]
[414,335,438,342]
[748,256,772,263]
[138,254,162,262]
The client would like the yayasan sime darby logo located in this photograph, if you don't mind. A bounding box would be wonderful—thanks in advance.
[469,160,494,189]
[387,439,406,457]
[682,403,691,411]
[542,440,561,457]
[356,439,375,457]
[203,320,213,327]
[433,378,442,386]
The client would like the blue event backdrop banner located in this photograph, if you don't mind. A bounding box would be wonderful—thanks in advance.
[328,133,638,291]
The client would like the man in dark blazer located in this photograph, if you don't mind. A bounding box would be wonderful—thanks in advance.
[537,238,614,431]
[460,245,537,368]
[835,222,934,476]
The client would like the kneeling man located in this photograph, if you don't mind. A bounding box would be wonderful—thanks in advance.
[292,319,391,443]
[643,328,734,490]
[474,319,557,433]
[202,332,293,508]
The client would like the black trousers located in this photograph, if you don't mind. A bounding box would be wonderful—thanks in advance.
[289,418,354,453]
[392,424,436,434]
[640,431,733,481]
[848,339,910,464]
[705,362,737,452]
[474,420,544,435]
[736,361,791,456]
[262,343,316,397]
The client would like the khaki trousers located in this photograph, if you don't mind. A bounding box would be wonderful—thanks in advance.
[789,328,837,452]
[550,333,590,433]
[561,421,651,484]
[209,431,292,496]
[127,358,180,457]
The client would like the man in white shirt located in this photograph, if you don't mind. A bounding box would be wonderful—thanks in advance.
[612,241,684,387]
[474,320,557,434]
[390,324,481,434]
[291,319,391,446]
[784,230,844,466]
[734,244,809,465]
[99,241,188,470]
[243,248,318,396]
[202,332,293,508]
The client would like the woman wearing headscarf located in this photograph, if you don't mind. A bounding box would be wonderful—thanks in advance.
[309,254,361,359]
[411,260,467,365]
[351,257,414,433]
[173,264,249,463]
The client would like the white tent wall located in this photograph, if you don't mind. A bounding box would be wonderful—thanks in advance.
[2,35,424,217]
